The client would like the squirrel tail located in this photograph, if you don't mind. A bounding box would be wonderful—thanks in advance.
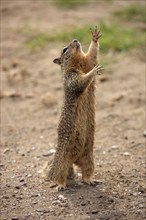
[42,147,66,181]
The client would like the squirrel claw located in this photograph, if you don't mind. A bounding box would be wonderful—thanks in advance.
[82,179,102,186]
[90,26,102,42]
[82,179,95,186]
[93,64,104,75]
[57,184,66,191]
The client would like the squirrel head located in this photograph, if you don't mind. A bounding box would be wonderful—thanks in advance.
[53,39,83,71]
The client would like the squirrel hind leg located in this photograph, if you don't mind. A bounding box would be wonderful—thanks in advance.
[67,166,75,180]
[56,163,70,190]
[79,156,95,185]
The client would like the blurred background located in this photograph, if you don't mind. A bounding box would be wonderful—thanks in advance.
[1,1,145,63]
[1,1,146,220]
[1,0,145,95]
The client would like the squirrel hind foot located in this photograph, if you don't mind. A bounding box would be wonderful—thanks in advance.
[82,179,103,186]
[82,178,96,186]
[57,184,66,191]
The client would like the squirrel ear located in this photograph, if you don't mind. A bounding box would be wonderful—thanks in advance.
[53,58,61,65]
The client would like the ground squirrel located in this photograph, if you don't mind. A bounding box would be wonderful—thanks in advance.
[43,27,103,190]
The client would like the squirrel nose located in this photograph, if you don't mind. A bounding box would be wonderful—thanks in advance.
[73,39,78,43]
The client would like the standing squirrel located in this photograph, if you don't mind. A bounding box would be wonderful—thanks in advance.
[43,27,103,190]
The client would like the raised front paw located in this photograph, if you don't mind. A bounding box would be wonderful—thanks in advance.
[93,64,104,76]
[90,26,102,43]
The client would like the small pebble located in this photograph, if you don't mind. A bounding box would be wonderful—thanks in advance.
[81,203,87,206]
[32,193,41,197]
[18,195,23,200]
[36,209,49,213]
[27,174,32,178]
[36,209,43,213]
[11,217,18,220]
[143,130,146,137]
[32,201,37,204]
[43,210,50,213]
[52,200,61,205]
[111,145,118,150]
[135,209,143,214]
[108,197,114,203]
[58,195,66,201]
[21,183,27,187]
[123,152,130,156]
[139,204,144,208]
[42,149,56,157]
[97,194,103,198]
[138,186,145,193]
[91,210,99,214]
[3,148,10,153]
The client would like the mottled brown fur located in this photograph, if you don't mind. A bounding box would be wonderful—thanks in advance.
[43,27,103,190]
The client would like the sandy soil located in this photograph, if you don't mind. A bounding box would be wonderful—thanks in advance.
[0,0,146,220]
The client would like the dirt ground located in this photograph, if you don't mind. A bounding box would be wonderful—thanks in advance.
[0,0,146,220]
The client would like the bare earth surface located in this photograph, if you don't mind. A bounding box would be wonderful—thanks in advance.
[0,1,146,220]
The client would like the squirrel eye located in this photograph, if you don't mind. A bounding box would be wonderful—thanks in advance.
[62,47,68,54]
